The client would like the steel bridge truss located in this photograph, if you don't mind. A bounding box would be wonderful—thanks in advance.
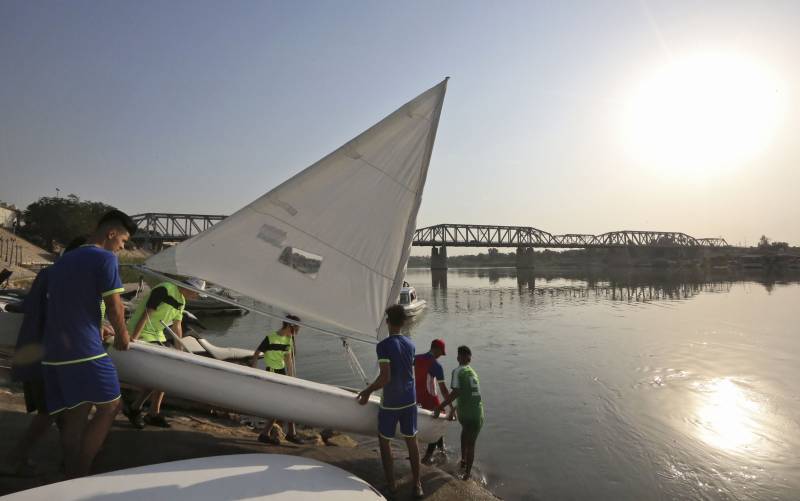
[130,213,227,244]
[413,224,729,249]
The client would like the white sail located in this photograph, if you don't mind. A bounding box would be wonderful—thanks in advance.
[146,79,448,338]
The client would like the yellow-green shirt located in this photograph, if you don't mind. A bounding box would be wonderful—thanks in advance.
[126,282,185,343]
[258,331,294,370]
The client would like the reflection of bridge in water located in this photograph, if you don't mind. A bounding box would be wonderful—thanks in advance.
[425,268,793,304]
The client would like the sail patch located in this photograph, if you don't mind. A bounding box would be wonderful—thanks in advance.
[257,224,287,248]
[279,246,323,279]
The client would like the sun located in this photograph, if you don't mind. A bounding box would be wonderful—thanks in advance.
[621,52,785,177]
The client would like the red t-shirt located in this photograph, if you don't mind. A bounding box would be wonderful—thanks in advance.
[414,353,445,410]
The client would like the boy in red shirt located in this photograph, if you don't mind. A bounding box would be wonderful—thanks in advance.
[414,339,453,464]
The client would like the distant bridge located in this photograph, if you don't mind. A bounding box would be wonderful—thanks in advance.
[130,214,730,259]
[130,213,227,248]
[412,224,729,249]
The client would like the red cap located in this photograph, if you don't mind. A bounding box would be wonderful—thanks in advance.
[431,339,446,355]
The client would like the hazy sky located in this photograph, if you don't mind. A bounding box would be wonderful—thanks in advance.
[1,1,798,250]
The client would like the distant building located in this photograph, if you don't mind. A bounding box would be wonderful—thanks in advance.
[0,202,19,230]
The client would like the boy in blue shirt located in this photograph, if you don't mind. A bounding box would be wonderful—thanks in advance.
[4,236,86,475]
[42,210,135,478]
[357,305,423,498]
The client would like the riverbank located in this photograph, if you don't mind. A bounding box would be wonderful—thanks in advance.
[0,384,497,500]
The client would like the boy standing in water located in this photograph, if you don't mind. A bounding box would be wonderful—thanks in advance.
[415,338,453,464]
[357,305,423,498]
[436,345,484,480]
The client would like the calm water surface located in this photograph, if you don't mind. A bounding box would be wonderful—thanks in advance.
[202,268,800,500]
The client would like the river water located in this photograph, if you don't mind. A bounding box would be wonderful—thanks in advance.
[200,267,800,500]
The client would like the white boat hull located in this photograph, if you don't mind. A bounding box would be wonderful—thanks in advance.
[4,454,386,500]
[111,342,448,443]
[402,299,427,317]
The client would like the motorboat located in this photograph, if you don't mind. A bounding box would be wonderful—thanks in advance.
[186,287,248,316]
[399,284,426,316]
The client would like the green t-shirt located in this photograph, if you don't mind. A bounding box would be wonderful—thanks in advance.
[261,331,294,370]
[126,282,185,343]
[451,365,484,422]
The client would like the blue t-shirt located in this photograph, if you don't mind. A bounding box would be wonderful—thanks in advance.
[11,267,50,382]
[376,334,416,409]
[42,246,123,364]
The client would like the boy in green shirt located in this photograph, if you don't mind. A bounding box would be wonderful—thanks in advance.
[250,314,304,445]
[125,278,204,428]
[435,345,484,480]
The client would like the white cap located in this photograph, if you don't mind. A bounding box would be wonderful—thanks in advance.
[184,277,207,296]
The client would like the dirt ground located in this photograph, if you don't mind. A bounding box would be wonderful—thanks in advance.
[0,386,497,500]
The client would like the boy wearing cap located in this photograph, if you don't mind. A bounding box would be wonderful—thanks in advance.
[250,314,305,445]
[357,305,423,498]
[435,345,484,481]
[124,277,205,428]
[415,338,453,464]
[41,210,135,478]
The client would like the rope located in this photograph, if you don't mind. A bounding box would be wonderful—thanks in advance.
[342,338,370,386]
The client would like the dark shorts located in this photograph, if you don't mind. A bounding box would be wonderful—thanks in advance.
[43,355,121,414]
[378,405,417,439]
[459,416,484,442]
[23,379,47,414]
[266,367,287,375]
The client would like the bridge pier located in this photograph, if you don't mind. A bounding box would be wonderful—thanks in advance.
[431,246,448,270]
[515,246,535,269]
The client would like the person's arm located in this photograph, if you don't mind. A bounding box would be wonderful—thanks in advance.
[285,350,295,377]
[130,309,152,341]
[170,318,183,338]
[250,337,270,367]
[356,362,390,405]
[104,293,129,351]
[438,381,455,411]
[435,387,459,417]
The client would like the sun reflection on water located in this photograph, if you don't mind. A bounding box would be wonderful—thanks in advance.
[695,378,761,451]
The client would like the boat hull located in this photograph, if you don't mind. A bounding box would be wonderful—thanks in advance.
[110,342,448,443]
[402,299,427,317]
[4,454,385,500]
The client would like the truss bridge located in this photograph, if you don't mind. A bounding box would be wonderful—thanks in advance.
[130,213,227,249]
[413,224,729,270]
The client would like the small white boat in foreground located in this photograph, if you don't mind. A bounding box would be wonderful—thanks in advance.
[399,285,426,316]
[4,454,385,500]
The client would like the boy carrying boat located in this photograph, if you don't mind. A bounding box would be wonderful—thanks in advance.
[40,210,135,478]
[124,277,206,428]
[415,338,453,464]
[250,314,305,445]
[435,345,485,481]
[357,305,424,498]
[3,236,86,475]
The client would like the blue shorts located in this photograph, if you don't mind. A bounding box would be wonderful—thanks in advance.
[43,355,121,414]
[378,405,417,439]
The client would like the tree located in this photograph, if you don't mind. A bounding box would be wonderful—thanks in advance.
[19,195,116,251]
[756,234,790,253]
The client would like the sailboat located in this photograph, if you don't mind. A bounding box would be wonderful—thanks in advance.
[110,78,451,443]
